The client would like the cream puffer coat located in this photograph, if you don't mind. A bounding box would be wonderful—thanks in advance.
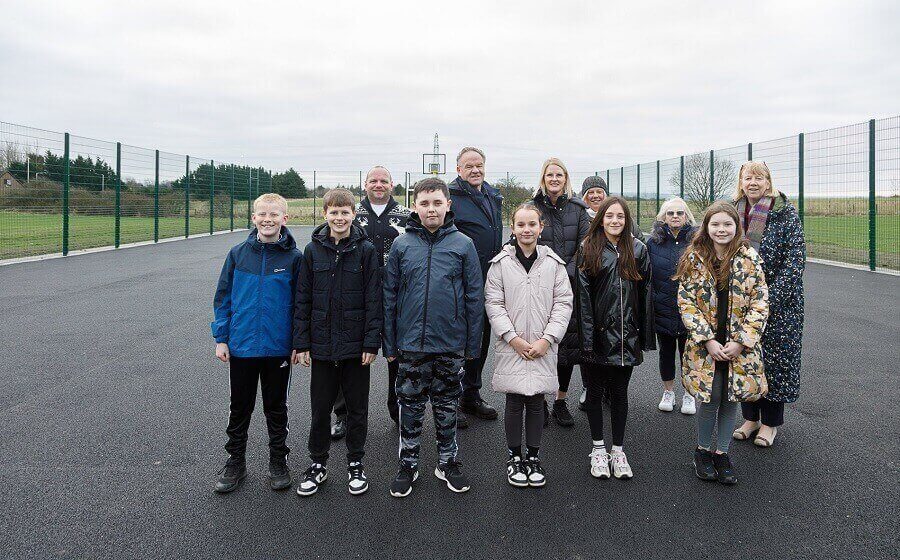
[485,244,574,396]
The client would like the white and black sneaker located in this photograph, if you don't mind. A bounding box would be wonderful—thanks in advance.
[389,465,419,498]
[296,463,327,496]
[348,461,368,495]
[506,456,528,487]
[526,456,546,487]
[435,459,470,493]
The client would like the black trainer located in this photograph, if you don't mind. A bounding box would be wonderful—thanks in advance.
[389,465,419,498]
[214,456,247,493]
[460,398,498,420]
[347,461,368,495]
[506,456,528,488]
[268,455,292,490]
[693,447,717,481]
[435,459,471,493]
[712,452,738,485]
[296,463,328,496]
[331,415,347,440]
[457,412,469,430]
[552,399,575,427]
[526,455,546,487]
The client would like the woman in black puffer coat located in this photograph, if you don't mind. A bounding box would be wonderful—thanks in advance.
[531,157,591,427]
[646,197,697,416]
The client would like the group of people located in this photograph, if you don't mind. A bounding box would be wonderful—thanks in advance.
[210,147,806,498]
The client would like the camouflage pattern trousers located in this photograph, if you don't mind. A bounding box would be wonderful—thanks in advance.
[396,352,465,469]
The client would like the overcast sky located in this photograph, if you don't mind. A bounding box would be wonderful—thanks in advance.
[2,0,898,177]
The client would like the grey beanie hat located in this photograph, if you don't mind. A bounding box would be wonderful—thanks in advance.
[581,176,608,197]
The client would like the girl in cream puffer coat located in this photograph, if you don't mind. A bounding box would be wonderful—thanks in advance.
[485,203,573,488]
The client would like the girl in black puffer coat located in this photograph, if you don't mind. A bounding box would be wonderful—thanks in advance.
[646,197,697,415]
[531,158,591,427]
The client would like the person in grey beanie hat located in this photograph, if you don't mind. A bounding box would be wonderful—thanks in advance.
[581,176,609,219]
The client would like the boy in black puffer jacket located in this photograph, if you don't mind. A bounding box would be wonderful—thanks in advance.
[293,189,381,497]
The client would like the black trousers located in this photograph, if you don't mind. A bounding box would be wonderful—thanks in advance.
[581,364,633,446]
[225,356,292,460]
[657,332,687,382]
[309,358,370,464]
[741,398,785,427]
[504,393,545,449]
[334,358,399,419]
[462,312,492,401]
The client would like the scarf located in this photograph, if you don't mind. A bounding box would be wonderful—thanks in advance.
[735,195,774,250]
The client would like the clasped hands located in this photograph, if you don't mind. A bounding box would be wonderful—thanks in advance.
[510,336,550,361]
[704,340,744,362]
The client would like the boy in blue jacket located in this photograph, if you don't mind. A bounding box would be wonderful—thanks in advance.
[292,189,381,497]
[383,178,484,498]
[211,193,302,493]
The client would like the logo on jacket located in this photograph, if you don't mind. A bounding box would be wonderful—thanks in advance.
[274,268,286,273]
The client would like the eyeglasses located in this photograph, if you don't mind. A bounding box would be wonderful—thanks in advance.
[666,210,685,217]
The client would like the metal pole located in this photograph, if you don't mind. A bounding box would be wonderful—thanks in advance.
[185,156,190,238]
[230,164,235,231]
[313,171,317,226]
[868,119,876,271]
[798,133,805,226]
[115,143,121,248]
[620,166,624,196]
[709,150,715,204]
[679,155,684,199]
[209,160,215,235]
[748,142,753,161]
[63,132,69,255]
[636,163,641,226]
[154,149,159,242]
[246,168,251,229]
[606,169,610,191]
[656,160,660,212]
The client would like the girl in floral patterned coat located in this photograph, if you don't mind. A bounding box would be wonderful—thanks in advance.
[676,201,769,485]
[731,161,805,448]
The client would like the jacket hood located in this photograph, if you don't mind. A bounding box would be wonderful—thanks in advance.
[405,210,459,238]
[246,226,297,252]
[491,243,565,265]
[310,222,368,250]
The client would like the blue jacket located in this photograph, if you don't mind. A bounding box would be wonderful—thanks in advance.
[382,212,484,358]
[447,176,504,276]
[212,228,302,358]
[646,221,696,337]
[292,223,382,361]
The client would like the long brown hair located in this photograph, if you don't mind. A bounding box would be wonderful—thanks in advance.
[580,196,642,280]
[675,200,747,289]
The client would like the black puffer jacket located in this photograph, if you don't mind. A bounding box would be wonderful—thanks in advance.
[646,221,696,337]
[293,224,382,360]
[532,192,591,279]
[577,238,655,366]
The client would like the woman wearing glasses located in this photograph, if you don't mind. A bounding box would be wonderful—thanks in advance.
[731,161,805,448]
[647,198,698,414]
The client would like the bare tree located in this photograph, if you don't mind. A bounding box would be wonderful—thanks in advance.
[668,153,737,209]
[1,142,22,170]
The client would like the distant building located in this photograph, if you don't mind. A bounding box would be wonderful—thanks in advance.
[0,170,23,189]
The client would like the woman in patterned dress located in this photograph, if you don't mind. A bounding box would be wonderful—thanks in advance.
[731,161,806,448]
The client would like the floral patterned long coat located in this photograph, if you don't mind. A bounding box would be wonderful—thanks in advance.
[678,245,770,404]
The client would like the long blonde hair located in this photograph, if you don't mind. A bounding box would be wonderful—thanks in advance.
[536,157,573,198]
[733,160,775,201]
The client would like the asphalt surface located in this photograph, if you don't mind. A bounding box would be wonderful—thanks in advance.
[1,226,897,560]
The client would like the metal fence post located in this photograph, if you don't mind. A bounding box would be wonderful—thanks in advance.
[313,171,317,226]
[246,167,251,229]
[154,149,159,242]
[230,164,235,231]
[636,163,641,225]
[606,169,610,192]
[63,132,69,256]
[709,150,715,204]
[748,142,753,161]
[620,166,624,196]
[798,133,805,226]
[115,142,121,248]
[656,160,660,212]
[185,156,190,238]
[209,160,215,235]
[868,119,876,271]
[679,155,684,198]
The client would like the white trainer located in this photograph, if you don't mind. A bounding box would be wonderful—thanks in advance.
[681,393,697,415]
[610,450,633,479]
[658,390,676,412]
[589,447,611,479]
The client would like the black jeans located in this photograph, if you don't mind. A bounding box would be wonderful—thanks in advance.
[334,358,399,419]
[581,364,633,446]
[741,399,785,427]
[309,358,370,464]
[504,393,545,449]
[225,356,292,460]
[657,332,687,382]
[462,312,492,401]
